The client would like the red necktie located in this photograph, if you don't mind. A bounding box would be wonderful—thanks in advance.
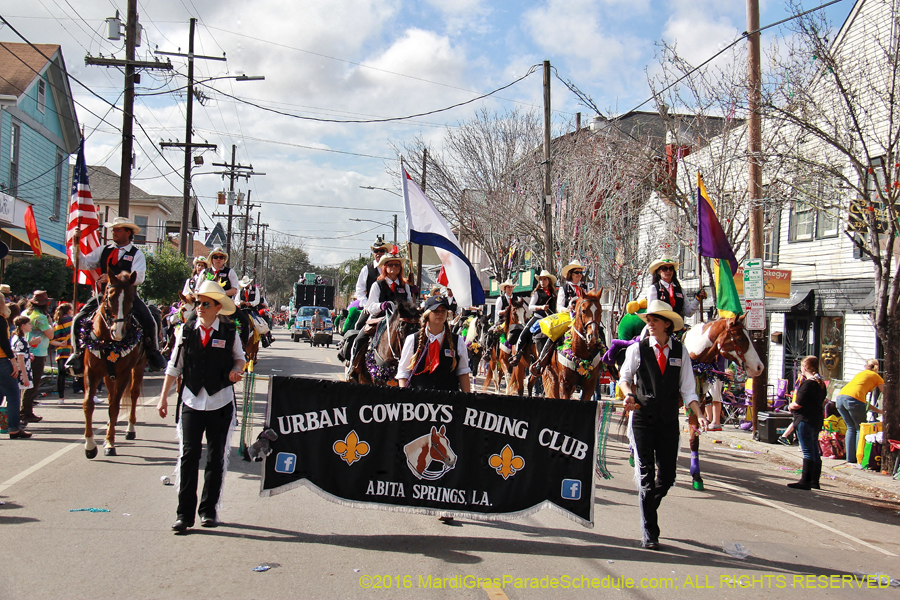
[425,339,441,373]
[656,344,667,375]
[666,284,675,308]
[391,282,398,293]
[575,286,583,298]
[200,326,212,347]
[109,248,119,266]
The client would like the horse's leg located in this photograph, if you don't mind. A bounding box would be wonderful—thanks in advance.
[126,360,145,441]
[105,374,130,456]
[83,367,100,459]
[687,407,703,490]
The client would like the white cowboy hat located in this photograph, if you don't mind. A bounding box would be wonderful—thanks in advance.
[208,247,228,262]
[104,216,141,233]
[648,256,679,275]
[239,275,254,288]
[193,255,208,266]
[376,252,406,269]
[560,260,585,279]
[537,269,557,287]
[195,280,236,315]
[499,279,515,290]
[638,299,684,331]
[0,284,10,294]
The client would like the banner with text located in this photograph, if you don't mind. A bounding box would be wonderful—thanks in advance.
[261,377,599,527]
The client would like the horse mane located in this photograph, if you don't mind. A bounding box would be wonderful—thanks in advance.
[397,301,420,321]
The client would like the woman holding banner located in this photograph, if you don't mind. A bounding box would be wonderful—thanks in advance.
[397,296,470,392]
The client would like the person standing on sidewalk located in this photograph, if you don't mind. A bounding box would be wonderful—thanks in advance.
[0,293,30,438]
[20,291,53,424]
[619,300,707,551]
[157,280,244,532]
[787,356,827,490]
[51,303,73,405]
[835,359,884,464]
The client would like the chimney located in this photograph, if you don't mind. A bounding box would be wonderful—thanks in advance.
[576,112,581,131]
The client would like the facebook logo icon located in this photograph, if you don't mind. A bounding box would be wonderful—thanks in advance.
[561,479,581,500]
[274,453,297,474]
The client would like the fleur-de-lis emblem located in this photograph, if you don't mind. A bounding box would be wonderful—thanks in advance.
[107,351,119,362]
[333,430,370,466]
[488,444,525,480]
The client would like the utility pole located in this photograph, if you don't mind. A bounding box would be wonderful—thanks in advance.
[210,145,259,255]
[392,213,397,245]
[542,60,554,271]
[157,18,224,255]
[86,2,172,218]
[254,213,262,275]
[747,0,768,433]
[241,189,258,272]
[417,150,427,295]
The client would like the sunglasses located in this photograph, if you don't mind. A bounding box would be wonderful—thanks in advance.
[570,270,583,275]
[211,255,226,260]
[385,262,401,268]
[198,301,219,309]
[659,265,675,272]
[374,250,387,255]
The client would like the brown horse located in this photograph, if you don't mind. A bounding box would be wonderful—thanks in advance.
[82,272,147,458]
[541,292,607,400]
[482,297,528,395]
[350,302,420,385]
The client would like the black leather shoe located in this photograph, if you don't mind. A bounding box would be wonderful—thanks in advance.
[147,349,167,372]
[172,519,192,532]
[641,540,660,550]
[200,516,217,528]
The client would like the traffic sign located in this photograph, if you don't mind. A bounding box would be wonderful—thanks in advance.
[743,259,764,300]
[745,299,766,330]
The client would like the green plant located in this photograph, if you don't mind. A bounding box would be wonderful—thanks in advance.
[141,244,191,305]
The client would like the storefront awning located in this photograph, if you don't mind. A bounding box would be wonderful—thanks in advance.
[853,288,878,312]
[1,227,67,259]
[766,286,814,313]
[766,279,875,314]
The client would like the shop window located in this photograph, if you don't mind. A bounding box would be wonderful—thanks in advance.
[819,316,843,381]
[134,215,147,244]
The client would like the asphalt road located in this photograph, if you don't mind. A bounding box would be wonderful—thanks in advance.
[1,329,899,600]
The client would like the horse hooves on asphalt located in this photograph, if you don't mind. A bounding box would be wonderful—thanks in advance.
[125,431,136,440]
[85,447,98,459]
[104,447,117,457]
[692,478,704,491]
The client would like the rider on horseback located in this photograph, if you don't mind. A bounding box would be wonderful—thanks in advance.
[338,238,390,364]
[349,250,411,375]
[643,256,706,323]
[238,276,272,348]
[529,260,588,376]
[66,217,167,374]
[510,269,556,367]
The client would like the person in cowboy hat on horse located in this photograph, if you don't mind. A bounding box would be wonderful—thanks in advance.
[239,275,272,348]
[182,255,209,297]
[511,269,557,367]
[492,279,516,328]
[528,260,591,376]
[67,217,167,373]
[643,256,706,322]
[200,248,254,347]
[619,299,707,550]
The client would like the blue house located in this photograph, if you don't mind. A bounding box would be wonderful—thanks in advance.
[0,42,81,258]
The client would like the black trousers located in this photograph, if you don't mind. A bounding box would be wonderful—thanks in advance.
[72,294,159,352]
[177,401,235,524]
[630,411,680,543]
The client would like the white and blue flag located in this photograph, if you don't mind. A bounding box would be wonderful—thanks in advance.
[402,166,485,308]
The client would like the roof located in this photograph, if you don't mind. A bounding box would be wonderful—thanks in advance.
[168,236,211,257]
[0,42,60,98]
[158,194,197,225]
[72,165,157,203]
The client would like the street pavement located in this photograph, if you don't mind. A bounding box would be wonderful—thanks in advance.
[1,328,899,600]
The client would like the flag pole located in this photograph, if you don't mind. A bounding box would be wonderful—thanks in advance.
[72,135,84,308]
[696,171,704,320]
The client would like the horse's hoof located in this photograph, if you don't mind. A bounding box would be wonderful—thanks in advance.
[85,447,97,459]
[125,431,136,440]
[628,456,635,467]
[104,447,117,457]
[692,480,705,491]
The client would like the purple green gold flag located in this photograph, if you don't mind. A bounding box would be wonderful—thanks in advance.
[697,174,742,318]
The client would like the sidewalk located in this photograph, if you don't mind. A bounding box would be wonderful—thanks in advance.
[697,418,900,501]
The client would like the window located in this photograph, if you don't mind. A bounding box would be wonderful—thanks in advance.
[134,215,147,244]
[37,79,46,113]
[764,208,781,266]
[816,175,841,238]
[53,153,64,219]
[8,123,20,197]
[788,200,815,242]
[678,239,697,279]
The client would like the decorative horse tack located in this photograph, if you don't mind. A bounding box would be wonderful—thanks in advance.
[352,303,420,385]
[482,298,527,395]
[541,292,608,400]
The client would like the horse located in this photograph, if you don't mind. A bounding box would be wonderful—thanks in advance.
[350,302,420,385]
[403,425,457,480]
[461,314,489,379]
[540,292,608,400]
[682,314,765,489]
[81,272,147,459]
[481,297,528,395]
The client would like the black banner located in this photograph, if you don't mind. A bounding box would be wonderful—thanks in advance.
[260,377,599,527]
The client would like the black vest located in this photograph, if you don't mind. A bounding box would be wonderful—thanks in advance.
[562,282,586,310]
[408,332,460,391]
[207,267,235,292]
[377,279,408,304]
[365,264,380,294]
[241,286,259,304]
[180,317,237,397]
[653,281,685,316]
[634,337,684,421]
[99,245,139,278]
[533,287,553,316]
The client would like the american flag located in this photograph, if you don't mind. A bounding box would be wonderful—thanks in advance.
[66,143,101,287]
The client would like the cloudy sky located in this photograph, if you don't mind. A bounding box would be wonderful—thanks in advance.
[1,0,852,265]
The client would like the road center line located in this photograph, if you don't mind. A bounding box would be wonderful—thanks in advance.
[0,443,80,495]
[712,478,897,557]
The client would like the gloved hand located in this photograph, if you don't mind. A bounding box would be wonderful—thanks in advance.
[248,428,279,462]
[380,301,394,313]
[695,289,708,301]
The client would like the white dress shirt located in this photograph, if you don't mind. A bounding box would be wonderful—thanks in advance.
[397,329,471,381]
[80,243,146,285]
[618,337,698,405]
[165,317,245,411]
[355,261,380,303]
[494,294,512,325]
[365,278,411,316]
[642,282,700,317]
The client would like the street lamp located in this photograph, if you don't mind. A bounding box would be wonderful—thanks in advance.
[350,216,398,245]
[359,185,401,197]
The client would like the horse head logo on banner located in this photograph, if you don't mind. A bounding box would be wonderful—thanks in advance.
[403,425,457,480]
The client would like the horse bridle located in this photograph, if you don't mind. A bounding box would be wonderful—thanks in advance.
[98,285,129,334]
[375,306,418,364]
[571,301,602,346]
[718,325,747,365]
